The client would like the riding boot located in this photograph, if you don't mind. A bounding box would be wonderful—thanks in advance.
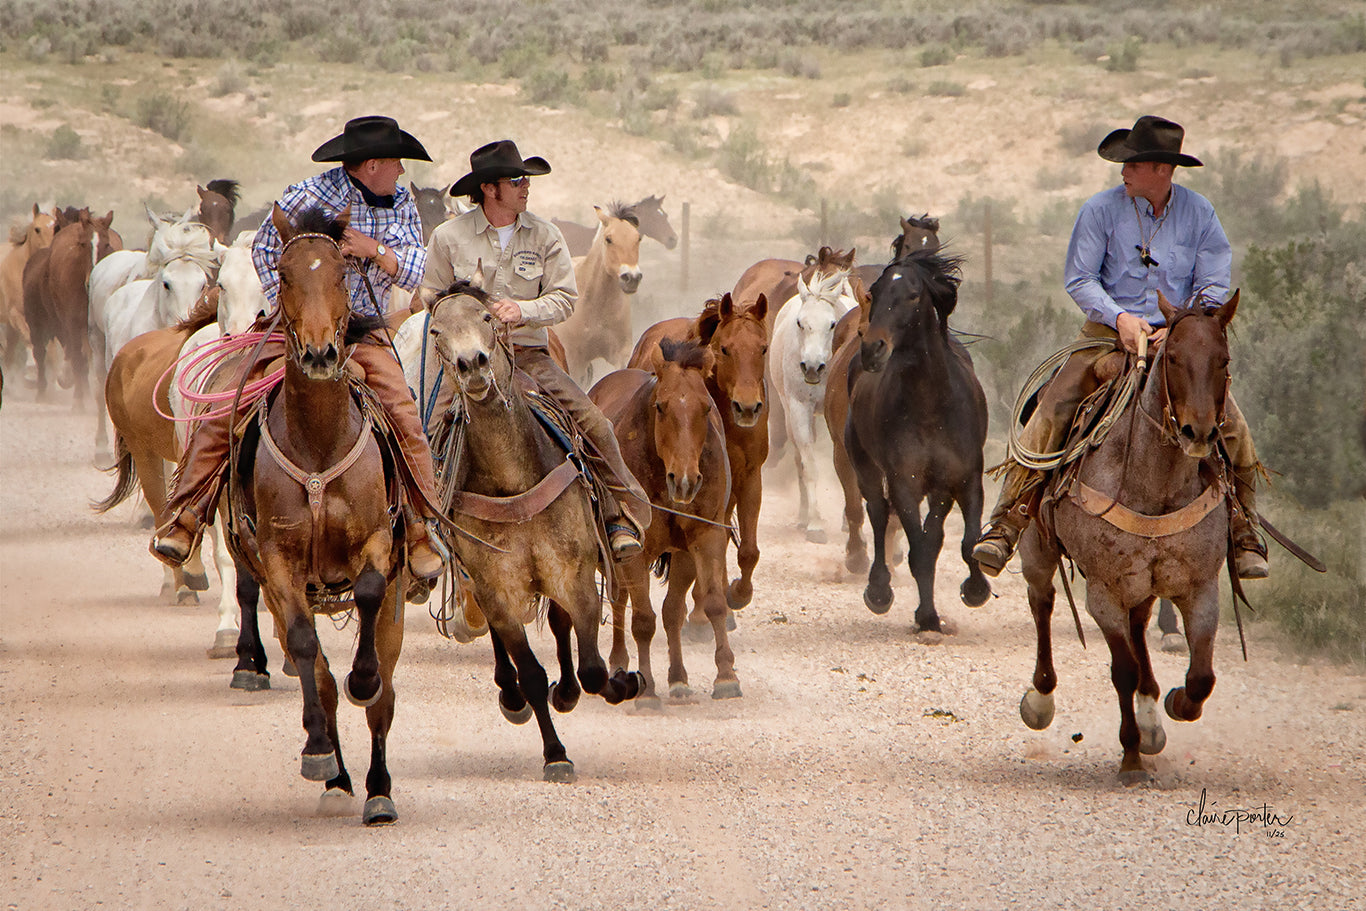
[1230,468,1268,580]
[972,463,1037,577]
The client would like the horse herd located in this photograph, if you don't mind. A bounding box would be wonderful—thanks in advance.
[2,184,1248,822]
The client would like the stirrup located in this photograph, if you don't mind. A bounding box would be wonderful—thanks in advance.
[150,523,194,568]
[1235,546,1269,580]
[971,533,1014,578]
[607,522,642,559]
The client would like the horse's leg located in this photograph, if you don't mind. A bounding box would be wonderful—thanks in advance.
[230,562,270,691]
[833,428,869,574]
[206,525,239,659]
[359,580,403,825]
[1130,598,1167,756]
[569,568,641,708]
[1165,584,1219,723]
[342,568,387,709]
[660,552,694,701]
[1157,599,1186,653]
[489,626,531,725]
[312,646,355,807]
[894,486,943,635]
[608,587,631,676]
[956,476,991,608]
[727,466,762,609]
[622,565,661,705]
[1093,589,1147,783]
[1018,527,1059,730]
[272,589,342,783]
[30,323,48,400]
[790,404,825,542]
[694,533,741,699]
[488,617,574,782]
[547,601,582,713]
[852,452,893,615]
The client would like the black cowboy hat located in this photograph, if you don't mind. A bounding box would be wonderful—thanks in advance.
[311,115,432,163]
[1097,115,1202,167]
[449,140,551,197]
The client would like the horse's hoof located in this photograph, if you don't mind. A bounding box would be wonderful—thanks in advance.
[343,672,383,708]
[863,587,893,615]
[712,680,743,700]
[543,760,576,784]
[301,751,339,782]
[1139,724,1167,756]
[175,589,201,606]
[1020,689,1055,731]
[1118,766,1151,787]
[633,693,663,711]
[725,610,737,632]
[362,795,399,826]
[960,576,991,608]
[499,694,534,726]
[317,787,354,817]
[668,681,696,702]
[1160,633,1187,654]
[282,658,299,678]
[207,629,238,659]
[845,551,870,575]
[231,670,270,691]
[549,681,581,714]
[726,581,752,611]
[184,571,210,592]
[804,528,827,544]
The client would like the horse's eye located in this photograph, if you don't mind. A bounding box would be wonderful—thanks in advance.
[796,320,805,331]
[828,321,836,331]
[429,327,439,336]
[760,345,768,356]
[482,312,493,322]
[605,237,613,245]
[654,401,664,414]
[719,346,729,357]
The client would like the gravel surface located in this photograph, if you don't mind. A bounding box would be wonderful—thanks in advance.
[2,385,1364,911]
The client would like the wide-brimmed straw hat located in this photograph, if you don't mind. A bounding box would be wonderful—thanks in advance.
[449,140,551,197]
[1097,115,1203,167]
[311,115,432,163]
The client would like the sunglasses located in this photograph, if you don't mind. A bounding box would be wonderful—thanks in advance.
[500,176,531,188]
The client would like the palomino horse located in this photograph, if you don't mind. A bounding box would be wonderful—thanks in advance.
[1017,292,1243,784]
[225,205,407,825]
[556,202,643,384]
[628,292,770,611]
[0,204,57,368]
[554,194,677,255]
[22,208,122,406]
[768,264,860,541]
[416,281,640,781]
[845,248,991,636]
[592,340,740,702]
[196,179,240,244]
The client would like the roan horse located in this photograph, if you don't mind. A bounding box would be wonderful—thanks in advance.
[555,202,643,384]
[417,281,641,780]
[845,248,991,637]
[592,339,741,702]
[554,194,677,256]
[1017,292,1244,783]
[225,205,407,825]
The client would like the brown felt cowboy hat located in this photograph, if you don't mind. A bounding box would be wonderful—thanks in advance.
[449,140,551,197]
[311,115,432,163]
[1097,115,1203,168]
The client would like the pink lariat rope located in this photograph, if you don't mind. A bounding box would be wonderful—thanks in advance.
[154,331,286,424]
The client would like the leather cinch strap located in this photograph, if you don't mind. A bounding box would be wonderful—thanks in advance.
[1072,480,1225,539]
[446,457,582,524]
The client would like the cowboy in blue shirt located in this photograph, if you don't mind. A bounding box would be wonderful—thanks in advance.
[973,116,1268,580]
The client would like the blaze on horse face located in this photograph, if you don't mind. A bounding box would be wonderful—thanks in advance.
[1156,289,1238,460]
[272,203,351,381]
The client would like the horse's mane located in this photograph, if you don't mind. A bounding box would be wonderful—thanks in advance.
[172,287,219,334]
[889,247,965,326]
[435,278,492,307]
[205,179,240,207]
[345,312,388,345]
[290,206,348,241]
[659,337,710,371]
[605,200,639,227]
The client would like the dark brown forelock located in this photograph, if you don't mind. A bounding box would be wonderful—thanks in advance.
[291,206,347,241]
[607,200,639,227]
[659,337,709,370]
[438,278,491,306]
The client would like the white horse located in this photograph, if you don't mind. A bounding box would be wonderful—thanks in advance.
[768,269,859,542]
[168,231,269,658]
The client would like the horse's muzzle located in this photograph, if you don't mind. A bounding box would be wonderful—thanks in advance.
[299,342,341,380]
[618,270,642,295]
[666,471,702,505]
[732,398,764,428]
[800,361,827,385]
[860,337,890,373]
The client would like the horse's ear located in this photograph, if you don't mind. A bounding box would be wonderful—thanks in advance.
[697,299,723,344]
[1216,289,1239,327]
[196,185,207,200]
[335,204,352,231]
[700,344,716,379]
[271,203,293,243]
[594,205,609,226]
[797,274,811,298]
[409,181,417,194]
[32,203,40,218]
[751,293,769,323]
[144,203,162,227]
[1157,290,1176,324]
[99,211,115,228]
[179,205,196,225]
[718,292,735,320]
[649,341,666,376]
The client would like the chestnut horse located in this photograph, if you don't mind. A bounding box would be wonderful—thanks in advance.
[554,194,677,255]
[416,281,641,781]
[0,204,58,368]
[22,208,121,406]
[845,247,991,637]
[225,205,406,825]
[196,179,240,244]
[1018,292,1244,784]
[627,292,770,611]
[556,202,643,384]
[592,339,740,702]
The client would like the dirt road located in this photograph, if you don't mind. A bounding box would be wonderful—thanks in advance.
[2,384,1363,910]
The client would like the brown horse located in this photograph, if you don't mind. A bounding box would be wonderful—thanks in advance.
[627,292,770,611]
[845,248,991,637]
[1017,292,1242,784]
[592,340,740,703]
[195,180,239,244]
[1,204,58,368]
[22,208,121,406]
[557,202,643,384]
[226,204,406,825]
[554,194,677,255]
[418,281,640,781]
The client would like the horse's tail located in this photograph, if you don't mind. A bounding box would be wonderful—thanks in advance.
[92,433,137,514]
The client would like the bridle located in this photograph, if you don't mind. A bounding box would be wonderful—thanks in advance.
[1138,305,1231,449]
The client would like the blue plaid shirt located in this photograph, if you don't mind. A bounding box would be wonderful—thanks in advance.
[251,167,426,317]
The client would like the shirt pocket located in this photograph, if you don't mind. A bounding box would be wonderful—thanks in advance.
[1163,243,1196,284]
[512,250,544,283]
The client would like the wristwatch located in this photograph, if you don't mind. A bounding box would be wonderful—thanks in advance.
[374,243,388,259]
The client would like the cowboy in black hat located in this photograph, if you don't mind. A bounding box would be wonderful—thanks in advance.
[152,116,450,583]
[973,115,1269,580]
[421,140,650,559]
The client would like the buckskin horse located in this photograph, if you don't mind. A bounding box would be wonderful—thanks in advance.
[416,281,641,782]
[555,202,643,384]
[1017,292,1247,784]
[592,339,740,702]
[845,247,991,638]
[223,205,407,825]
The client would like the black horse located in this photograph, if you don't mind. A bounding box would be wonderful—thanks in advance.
[844,247,991,635]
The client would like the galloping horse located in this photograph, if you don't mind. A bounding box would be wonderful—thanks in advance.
[845,248,991,636]
[628,292,770,611]
[195,179,240,243]
[0,204,57,367]
[554,194,677,255]
[225,205,407,825]
[1017,292,1244,783]
[556,202,643,384]
[592,340,740,702]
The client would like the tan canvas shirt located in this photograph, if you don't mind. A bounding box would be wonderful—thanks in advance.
[422,207,577,349]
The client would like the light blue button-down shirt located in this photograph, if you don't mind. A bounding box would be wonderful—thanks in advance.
[1063,183,1231,328]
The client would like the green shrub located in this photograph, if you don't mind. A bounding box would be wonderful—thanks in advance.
[832,92,851,108]
[919,45,954,67]
[692,85,738,118]
[209,60,247,97]
[45,125,84,160]
[718,123,768,191]
[1105,36,1142,72]
[136,93,192,142]
[927,80,966,97]
[522,68,576,107]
